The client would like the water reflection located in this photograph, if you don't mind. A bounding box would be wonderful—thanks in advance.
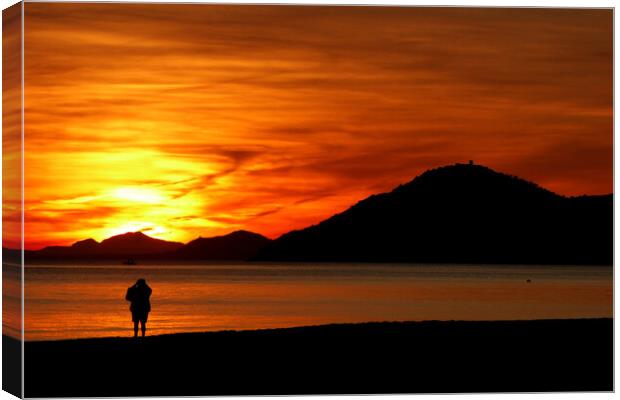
[21,263,612,341]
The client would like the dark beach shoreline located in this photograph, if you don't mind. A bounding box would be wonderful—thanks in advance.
[17,318,613,397]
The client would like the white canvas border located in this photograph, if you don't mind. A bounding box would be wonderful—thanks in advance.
[0,1,615,400]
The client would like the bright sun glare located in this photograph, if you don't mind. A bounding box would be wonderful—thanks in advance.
[109,187,165,204]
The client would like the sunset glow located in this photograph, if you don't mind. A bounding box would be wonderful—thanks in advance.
[15,4,612,249]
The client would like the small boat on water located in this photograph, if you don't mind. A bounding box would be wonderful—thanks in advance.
[122,258,137,265]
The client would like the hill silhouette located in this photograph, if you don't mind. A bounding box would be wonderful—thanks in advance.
[172,230,271,260]
[34,231,184,259]
[19,163,612,265]
[25,230,271,261]
[255,163,612,265]
[99,231,183,254]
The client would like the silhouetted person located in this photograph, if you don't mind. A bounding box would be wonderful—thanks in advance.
[125,279,152,338]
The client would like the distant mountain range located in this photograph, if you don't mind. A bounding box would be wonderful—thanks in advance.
[172,231,271,260]
[36,232,184,257]
[24,230,271,262]
[19,163,612,265]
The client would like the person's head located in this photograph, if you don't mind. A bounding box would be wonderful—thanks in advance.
[136,278,146,287]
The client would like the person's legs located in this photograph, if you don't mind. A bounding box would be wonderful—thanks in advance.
[140,319,146,337]
[133,320,139,338]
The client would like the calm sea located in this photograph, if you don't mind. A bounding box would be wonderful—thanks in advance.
[11,263,613,341]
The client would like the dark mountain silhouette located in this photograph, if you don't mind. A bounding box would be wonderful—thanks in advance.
[36,239,103,257]
[99,231,182,254]
[71,238,100,252]
[19,163,612,265]
[255,163,612,265]
[172,230,271,260]
[31,231,183,259]
[25,230,271,262]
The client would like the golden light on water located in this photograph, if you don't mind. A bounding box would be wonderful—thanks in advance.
[21,264,613,341]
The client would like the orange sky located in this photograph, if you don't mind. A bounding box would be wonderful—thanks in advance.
[10,4,614,249]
